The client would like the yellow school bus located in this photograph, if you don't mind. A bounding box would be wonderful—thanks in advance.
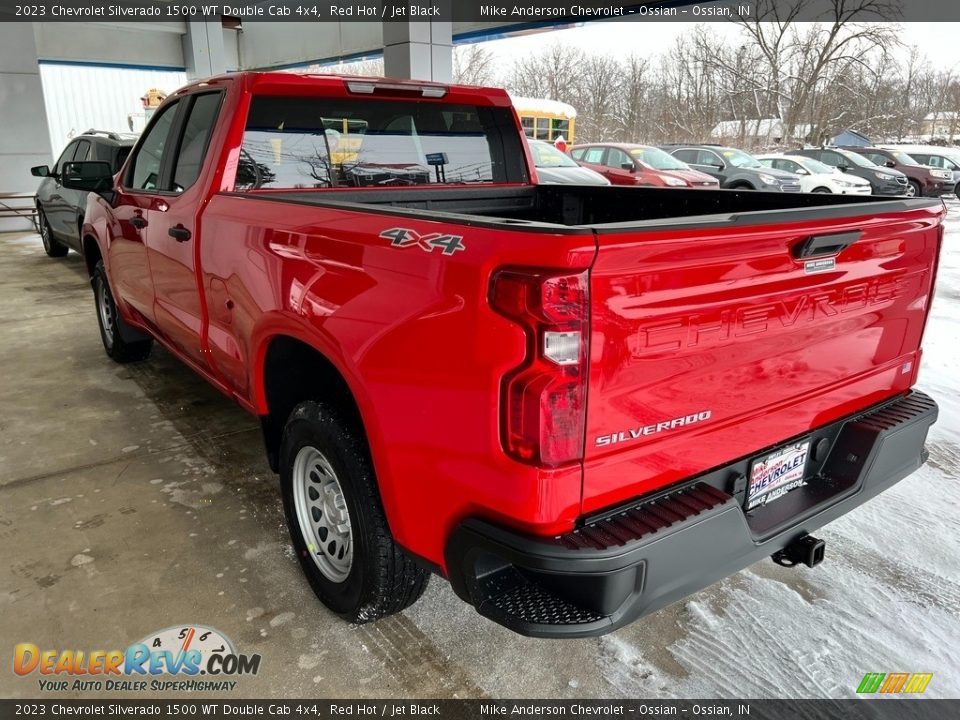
[510,96,577,146]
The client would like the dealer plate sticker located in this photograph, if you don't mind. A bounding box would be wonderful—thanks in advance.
[746,441,811,510]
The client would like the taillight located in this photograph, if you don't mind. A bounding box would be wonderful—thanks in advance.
[919,222,944,347]
[490,269,589,466]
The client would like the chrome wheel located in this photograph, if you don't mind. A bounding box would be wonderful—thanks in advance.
[905,183,918,198]
[292,446,353,583]
[97,278,115,348]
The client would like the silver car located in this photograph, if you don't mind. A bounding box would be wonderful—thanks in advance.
[527,139,610,185]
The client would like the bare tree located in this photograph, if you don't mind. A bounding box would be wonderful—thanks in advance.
[505,42,584,106]
[574,54,623,142]
[733,0,901,140]
[454,44,495,87]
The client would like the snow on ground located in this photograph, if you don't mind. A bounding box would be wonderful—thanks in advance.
[594,200,960,699]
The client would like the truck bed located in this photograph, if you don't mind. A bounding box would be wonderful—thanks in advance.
[225,184,940,230]
[204,183,942,543]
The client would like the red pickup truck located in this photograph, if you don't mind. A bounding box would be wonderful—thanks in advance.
[69,72,942,638]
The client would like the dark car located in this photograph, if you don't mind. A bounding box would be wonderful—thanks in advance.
[660,144,802,192]
[31,130,137,257]
[840,146,952,198]
[571,143,719,188]
[889,145,960,191]
[786,147,908,196]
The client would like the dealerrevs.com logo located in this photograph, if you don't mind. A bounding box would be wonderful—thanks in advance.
[14,625,261,693]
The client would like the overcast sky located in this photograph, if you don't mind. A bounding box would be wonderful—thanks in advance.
[473,21,960,72]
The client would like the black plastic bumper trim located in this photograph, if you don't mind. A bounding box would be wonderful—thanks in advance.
[444,390,938,638]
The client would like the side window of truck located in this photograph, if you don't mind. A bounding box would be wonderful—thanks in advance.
[126,101,180,192]
[172,92,223,193]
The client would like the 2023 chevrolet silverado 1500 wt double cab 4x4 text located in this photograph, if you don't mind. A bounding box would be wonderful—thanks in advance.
[70,73,942,638]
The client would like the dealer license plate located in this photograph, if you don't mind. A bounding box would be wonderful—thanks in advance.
[746,440,811,511]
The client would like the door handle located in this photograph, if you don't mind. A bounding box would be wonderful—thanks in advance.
[168,225,192,242]
[792,231,862,259]
[130,216,147,229]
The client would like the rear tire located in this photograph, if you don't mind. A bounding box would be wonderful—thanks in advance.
[280,400,429,623]
[93,261,153,363]
[38,208,68,258]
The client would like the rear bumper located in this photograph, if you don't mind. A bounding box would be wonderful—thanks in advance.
[445,391,938,638]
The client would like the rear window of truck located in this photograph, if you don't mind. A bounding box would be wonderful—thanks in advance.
[234,95,526,190]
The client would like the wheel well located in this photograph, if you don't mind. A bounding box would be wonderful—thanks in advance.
[728,181,754,190]
[812,186,832,193]
[261,336,364,473]
[82,235,101,277]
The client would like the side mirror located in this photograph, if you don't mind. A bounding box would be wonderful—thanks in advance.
[885,160,896,168]
[31,165,51,178]
[621,162,635,172]
[711,162,725,170]
[837,164,849,172]
[795,168,809,175]
[61,161,114,195]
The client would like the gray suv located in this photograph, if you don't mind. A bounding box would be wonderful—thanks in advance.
[31,130,137,258]
[660,144,802,192]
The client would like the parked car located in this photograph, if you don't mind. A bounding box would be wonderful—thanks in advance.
[884,144,960,192]
[661,144,802,192]
[755,154,872,194]
[72,72,941,638]
[31,130,137,257]
[527,139,609,185]
[786,147,909,196]
[839,146,952,198]
[570,143,719,188]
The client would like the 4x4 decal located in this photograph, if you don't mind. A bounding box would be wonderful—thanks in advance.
[379,228,465,256]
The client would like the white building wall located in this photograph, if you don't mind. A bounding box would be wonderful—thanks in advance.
[0,23,53,231]
[38,63,188,156]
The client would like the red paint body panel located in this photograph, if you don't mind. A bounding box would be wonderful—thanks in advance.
[81,72,945,577]
[198,194,594,562]
[583,208,941,512]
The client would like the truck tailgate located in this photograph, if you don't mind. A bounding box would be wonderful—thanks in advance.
[583,204,943,514]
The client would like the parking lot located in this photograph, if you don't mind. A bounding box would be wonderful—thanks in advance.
[2,199,958,700]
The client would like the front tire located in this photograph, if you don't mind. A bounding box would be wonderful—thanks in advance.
[280,401,429,623]
[812,186,832,194]
[906,180,921,198]
[38,208,68,258]
[93,261,153,363]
